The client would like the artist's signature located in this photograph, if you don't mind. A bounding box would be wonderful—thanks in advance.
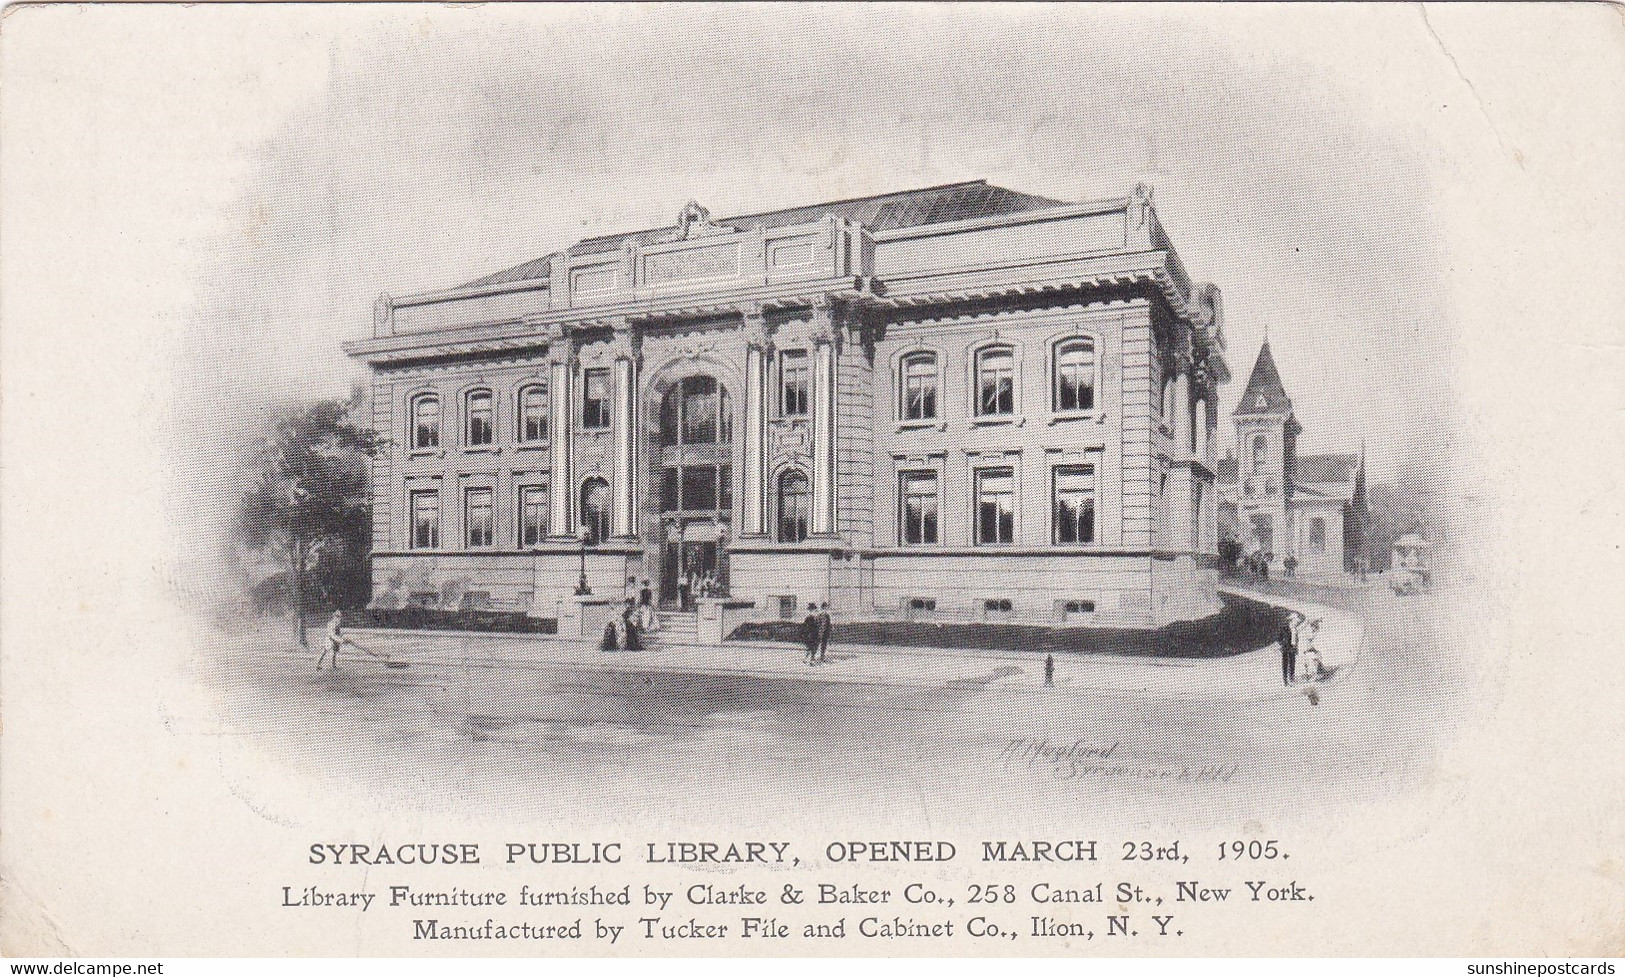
[997,737,1239,784]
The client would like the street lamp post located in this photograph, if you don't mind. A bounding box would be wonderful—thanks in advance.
[716,526,730,597]
[574,525,595,595]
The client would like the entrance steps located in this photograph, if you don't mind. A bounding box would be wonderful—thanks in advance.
[647,610,698,645]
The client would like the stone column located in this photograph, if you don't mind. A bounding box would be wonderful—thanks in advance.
[741,310,770,537]
[1194,395,1209,461]
[611,324,639,539]
[1173,366,1192,457]
[810,306,838,536]
[548,353,574,537]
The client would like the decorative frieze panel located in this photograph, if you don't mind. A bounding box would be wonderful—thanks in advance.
[643,242,742,287]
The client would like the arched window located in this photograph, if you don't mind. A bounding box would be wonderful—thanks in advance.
[1309,517,1327,554]
[900,352,938,421]
[1053,340,1095,412]
[465,389,494,446]
[975,347,1015,416]
[410,394,440,450]
[777,471,810,543]
[517,383,548,443]
[580,478,610,543]
[1252,434,1268,471]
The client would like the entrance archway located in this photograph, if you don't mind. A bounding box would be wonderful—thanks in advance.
[648,371,736,608]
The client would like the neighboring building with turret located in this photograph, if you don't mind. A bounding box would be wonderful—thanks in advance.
[1216,340,1367,577]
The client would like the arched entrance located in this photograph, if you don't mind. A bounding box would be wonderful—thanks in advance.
[651,373,734,608]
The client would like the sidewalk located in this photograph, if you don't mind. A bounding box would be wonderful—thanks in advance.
[1218,583,1366,676]
[346,602,1342,704]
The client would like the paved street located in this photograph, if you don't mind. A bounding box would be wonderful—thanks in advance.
[191,581,1469,832]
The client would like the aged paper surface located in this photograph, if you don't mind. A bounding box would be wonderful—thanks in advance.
[2,2,1622,958]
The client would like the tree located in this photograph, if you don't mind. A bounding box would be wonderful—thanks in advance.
[236,392,377,647]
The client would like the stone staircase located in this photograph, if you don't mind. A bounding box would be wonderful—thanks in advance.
[647,610,698,646]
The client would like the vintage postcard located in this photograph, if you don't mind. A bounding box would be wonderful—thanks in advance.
[1,2,1621,959]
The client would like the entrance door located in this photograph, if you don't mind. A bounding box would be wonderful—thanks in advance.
[660,523,727,609]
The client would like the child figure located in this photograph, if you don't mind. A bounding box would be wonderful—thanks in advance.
[1299,619,1325,682]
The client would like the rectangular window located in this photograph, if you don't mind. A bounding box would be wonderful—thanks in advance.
[681,464,717,511]
[1053,465,1097,544]
[519,485,548,546]
[899,471,939,545]
[780,349,809,416]
[660,467,681,513]
[682,382,718,444]
[466,390,493,446]
[902,354,937,420]
[718,463,733,511]
[977,349,1015,416]
[1309,516,1327,555]
[464,488,494,548]
[410,490,440,549]
[519,384,548,442]
[582,368,611,429]
[975,468,1015,545]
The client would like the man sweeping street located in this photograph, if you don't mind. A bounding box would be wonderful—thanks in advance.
[316,610,350,670]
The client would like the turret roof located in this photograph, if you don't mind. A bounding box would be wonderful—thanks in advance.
[1234,340,1293,416]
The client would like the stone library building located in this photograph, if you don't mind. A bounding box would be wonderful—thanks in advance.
[344,180,1233,630]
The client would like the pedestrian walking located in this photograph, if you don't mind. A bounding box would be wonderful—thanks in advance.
[1278,611,1299,686]
[801,604,820,665]
[639,579,653,607]
[1044,653,1055,687]
[316,610,350,670]
[816,602,832,663]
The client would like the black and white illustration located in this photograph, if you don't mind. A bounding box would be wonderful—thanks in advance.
[5,2,1621,959]
[172,5,1480,831]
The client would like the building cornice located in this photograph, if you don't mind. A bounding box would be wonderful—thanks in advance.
[342,277,870,364]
